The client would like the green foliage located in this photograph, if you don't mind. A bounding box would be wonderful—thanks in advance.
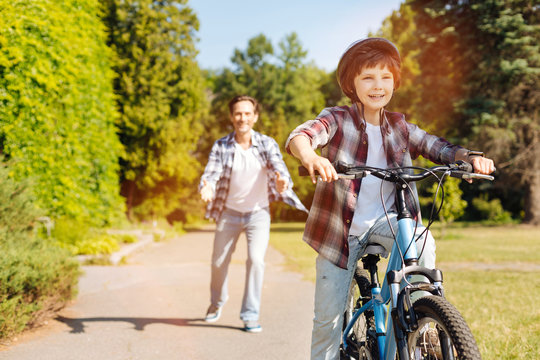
[427,177,467,223]
[0,237,79,339]
[51,217,138,255]
[0,0,124,226]
[203,33,327,219]
[0,159,79,339]
[380,0,539,223]
[472,194,513,223]
[101,0,207,221]
[0,160,40,243]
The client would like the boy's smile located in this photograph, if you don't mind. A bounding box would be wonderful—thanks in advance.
[353,64,394,124]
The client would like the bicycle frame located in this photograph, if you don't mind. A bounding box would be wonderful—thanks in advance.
[342,176,445,360]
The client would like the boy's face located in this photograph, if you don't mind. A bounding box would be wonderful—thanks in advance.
[353,64,394,115]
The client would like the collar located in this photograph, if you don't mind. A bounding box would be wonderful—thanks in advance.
[352,103,391,135]
[227,130,260,147]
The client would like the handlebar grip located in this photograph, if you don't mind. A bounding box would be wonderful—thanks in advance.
[450,171,495,181]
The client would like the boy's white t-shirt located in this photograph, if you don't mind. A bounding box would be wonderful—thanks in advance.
[349,122,395,236]
[225,142,269,213]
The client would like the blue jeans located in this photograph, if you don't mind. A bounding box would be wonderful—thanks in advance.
[210,207,271,322]
[310,213,436,360]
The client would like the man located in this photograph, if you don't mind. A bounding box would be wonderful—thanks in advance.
[199,95,307,333]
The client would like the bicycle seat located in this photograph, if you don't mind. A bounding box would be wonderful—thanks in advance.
[365,244,389,258]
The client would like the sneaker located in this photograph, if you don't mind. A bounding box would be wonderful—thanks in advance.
[204,304,221,323]
[243,320,262,333]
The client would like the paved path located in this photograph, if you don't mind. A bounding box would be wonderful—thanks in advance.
[0,227,314,359]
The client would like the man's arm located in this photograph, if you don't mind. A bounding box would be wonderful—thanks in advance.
[199,141,223,202]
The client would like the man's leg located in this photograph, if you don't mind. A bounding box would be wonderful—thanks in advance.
[240,207,271,322]
[311,236,367,360]
[210,209,243,310]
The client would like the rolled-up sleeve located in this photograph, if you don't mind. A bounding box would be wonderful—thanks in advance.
[285,108,339,153]
[199,141,223,192]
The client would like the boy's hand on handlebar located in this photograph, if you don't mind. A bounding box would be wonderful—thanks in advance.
[302,154,338,184]
[470,156,496,175]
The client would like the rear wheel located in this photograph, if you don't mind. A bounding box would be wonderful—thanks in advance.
[406,296,481,359]
[341,268,378,360]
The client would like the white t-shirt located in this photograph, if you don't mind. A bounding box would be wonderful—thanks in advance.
[225,142,269,213]
[349,122,395,236]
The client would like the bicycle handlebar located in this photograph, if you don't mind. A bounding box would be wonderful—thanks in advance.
[298,161,495,182]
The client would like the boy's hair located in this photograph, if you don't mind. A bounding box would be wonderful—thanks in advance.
[337,38,401,103]
[228,95,259,115]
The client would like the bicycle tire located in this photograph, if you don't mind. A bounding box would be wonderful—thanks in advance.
[405,296,482,360]
[341,267,378,360]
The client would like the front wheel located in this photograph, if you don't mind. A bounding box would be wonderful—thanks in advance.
[405,296,481,359]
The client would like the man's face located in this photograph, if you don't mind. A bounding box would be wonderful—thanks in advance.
[229,100,258,135]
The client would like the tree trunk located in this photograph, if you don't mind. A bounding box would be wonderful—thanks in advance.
[523,174,540,225]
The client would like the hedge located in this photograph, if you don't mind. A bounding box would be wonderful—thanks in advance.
[0,0,124,226]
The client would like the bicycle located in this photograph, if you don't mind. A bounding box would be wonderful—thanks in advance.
[301,160,493,359]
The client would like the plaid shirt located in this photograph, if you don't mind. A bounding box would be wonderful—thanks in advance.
[200,131,307,220]
[286,104,461,269]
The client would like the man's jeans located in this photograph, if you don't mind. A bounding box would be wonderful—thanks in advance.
[310,213,436,360]
[210,207,271,322]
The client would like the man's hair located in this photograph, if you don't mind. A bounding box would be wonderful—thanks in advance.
[337,38,401,103]
[228,95,259,115]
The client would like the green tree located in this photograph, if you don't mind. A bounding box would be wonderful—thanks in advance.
[101,0,207,221]
[0,0,124,225]
[203,33,327,218]
[407,0,540,224]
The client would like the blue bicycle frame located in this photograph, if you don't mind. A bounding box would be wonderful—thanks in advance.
[341,173,445,360]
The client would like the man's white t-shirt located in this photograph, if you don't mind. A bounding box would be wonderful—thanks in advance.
[349,122,395,236]
[225,142,269,213]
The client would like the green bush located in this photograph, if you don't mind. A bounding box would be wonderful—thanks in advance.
[0,238,79,338]
[472,194,513,223]
[0,160,79,339]
[0,0,124,226]
[52,217,140,255]
[424,176,467,223]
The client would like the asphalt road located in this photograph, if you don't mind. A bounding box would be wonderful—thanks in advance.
[0,226,314,359]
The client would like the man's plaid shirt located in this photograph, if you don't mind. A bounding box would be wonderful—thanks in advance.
[286,104,462,269]
[200,131,307,221]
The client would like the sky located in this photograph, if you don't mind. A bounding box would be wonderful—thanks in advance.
[190,0,404,71]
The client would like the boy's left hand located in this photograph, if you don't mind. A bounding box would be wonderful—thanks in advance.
[470,156,496,175]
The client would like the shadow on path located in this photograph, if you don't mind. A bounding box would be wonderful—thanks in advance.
[55,316,243,334]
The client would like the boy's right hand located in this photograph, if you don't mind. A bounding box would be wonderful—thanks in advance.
[302,154,339,184]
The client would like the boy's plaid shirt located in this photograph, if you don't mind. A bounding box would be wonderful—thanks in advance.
[200,131,307,221]
[286,104,461,269]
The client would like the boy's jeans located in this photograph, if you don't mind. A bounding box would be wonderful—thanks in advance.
[210,207,270,322]
[310,213,436,360]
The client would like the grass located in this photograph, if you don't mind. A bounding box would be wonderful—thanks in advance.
[269,222,540,360]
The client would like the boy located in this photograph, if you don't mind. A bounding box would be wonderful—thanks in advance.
[286,38,495,359]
